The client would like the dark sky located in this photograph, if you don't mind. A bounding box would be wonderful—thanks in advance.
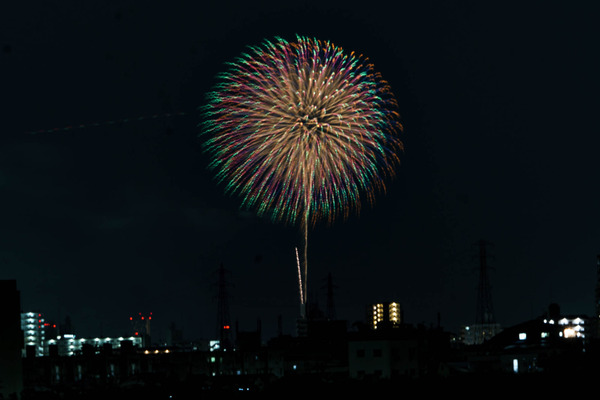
[2,1,599,341]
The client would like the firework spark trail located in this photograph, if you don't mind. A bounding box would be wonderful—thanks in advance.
[295,247,304,308]
[201,35,403,308]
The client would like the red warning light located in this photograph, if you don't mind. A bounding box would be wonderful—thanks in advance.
[223,325,230,330]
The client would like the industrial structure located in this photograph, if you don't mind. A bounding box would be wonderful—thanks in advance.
[468,240,502,344]
[324,272,337,321]
[130,312,152,347]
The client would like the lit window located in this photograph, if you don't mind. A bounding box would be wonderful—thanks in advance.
[563,328,576,338]
[518,333,527,340]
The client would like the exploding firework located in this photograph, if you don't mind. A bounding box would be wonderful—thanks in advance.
[200,35,403,309]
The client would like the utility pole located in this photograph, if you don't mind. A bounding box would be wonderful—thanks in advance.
[475,240,495,325]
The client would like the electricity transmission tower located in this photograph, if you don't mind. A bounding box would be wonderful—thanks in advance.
[324,272,337,321]
[473,240,501,344]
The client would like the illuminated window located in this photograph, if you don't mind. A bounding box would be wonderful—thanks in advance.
[518,333,527,340]
[370,302,402,329]
[563,328,576,338]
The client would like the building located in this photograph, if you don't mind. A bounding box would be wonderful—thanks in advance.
[467,304,593,374]
[46,335,143,357]
[347,322,452,380]
[367,302,402,330]
[0,280,24,399]
[348,334,420,379]
[21,312,48,357]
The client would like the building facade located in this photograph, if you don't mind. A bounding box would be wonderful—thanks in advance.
[367,302,402,330]
[46,335,143,357]
[21,312,47,357]
[348,337,420,379]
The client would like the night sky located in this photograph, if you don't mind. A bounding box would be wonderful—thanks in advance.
[2,1,599,342]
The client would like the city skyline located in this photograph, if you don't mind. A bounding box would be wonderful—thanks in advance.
[2,2,599,342]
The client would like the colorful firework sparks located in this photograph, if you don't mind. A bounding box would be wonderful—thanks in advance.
[200,35,403,228]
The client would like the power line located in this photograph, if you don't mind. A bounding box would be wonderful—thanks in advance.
[27,112,188,135]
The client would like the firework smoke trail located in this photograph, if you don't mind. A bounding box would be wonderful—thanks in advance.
[200,35,403,310]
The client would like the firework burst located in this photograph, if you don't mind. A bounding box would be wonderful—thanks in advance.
[201,35,403,228]
[200,35,403,309]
